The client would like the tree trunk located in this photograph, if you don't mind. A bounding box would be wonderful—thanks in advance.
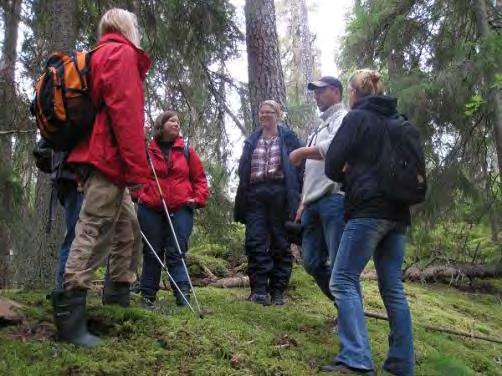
[284,0,317,139]
[0,0,22,288]
[25,0,77,288]
[481,145,499,242]
[245,0,287,129]
[474,0,502,174]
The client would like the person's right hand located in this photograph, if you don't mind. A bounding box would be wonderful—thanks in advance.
[295,202,304,222]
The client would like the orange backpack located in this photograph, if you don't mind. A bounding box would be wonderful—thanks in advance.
[31,48,101,151]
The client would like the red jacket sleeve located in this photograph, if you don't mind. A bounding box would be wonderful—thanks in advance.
[101,44,149,186]
[188,147,209,207]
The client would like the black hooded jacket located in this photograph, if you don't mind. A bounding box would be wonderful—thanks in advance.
[325,95,410,224]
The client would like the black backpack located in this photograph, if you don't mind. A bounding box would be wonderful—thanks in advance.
[32,138,76,233]
[378,115,427,205]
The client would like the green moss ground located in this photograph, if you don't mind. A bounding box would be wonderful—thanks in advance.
[1,267,501,375]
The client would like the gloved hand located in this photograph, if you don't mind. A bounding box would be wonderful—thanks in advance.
[33,138,53,173]
[284,220,303,246]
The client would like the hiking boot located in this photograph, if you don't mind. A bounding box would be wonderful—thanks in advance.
[51,289,102,348]
[319,362,374,375]
[247,292,271,306]
[270,290,285,305]
[174,283,191,307]
[102,281,130,307]
[130,281,141,294]
[141,295,156,310]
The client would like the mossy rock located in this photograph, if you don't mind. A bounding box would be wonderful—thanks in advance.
[190,243,246,267]
[187,253,230,278]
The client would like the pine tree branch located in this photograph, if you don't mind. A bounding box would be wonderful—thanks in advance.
[365,311,502,345]
[0,129,35,135]
[202,65,248,136]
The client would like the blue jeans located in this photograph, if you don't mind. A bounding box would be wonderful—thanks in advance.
[139,204,193,298]
[301,193,345,300]
[330,218,414,375]
[56,182,84,289]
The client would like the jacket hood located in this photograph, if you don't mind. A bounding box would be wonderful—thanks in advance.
[97,32,151,79]
[353,95,398,117]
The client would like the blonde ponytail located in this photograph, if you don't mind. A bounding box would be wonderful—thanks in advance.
[349,69,384,98]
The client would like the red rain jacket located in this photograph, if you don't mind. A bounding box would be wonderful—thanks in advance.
[138,137,209,212]
[68,32,151,187]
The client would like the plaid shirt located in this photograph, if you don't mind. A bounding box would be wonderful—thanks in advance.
[250,136,284,183]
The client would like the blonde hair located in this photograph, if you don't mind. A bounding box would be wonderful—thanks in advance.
[98,8,141,48]
[259,99,283,120]
[349,69,384,98]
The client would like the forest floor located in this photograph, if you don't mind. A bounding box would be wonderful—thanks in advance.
[1,267,501,376]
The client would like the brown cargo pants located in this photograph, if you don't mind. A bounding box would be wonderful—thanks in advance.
[63,169,141,291]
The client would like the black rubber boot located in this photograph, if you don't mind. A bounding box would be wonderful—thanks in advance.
[247,292,271,306]
[270,290,285,305]
[102,281,130,307]
[51,289,102,348]
[174,283,191,307]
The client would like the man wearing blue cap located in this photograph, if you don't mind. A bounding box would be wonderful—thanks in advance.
[289,76,347,302]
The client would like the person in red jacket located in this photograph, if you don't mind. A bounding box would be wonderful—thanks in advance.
[49,8,150,348]
[137,110,208,309]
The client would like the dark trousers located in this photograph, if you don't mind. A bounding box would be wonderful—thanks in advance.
[245,182,293,295]
[139,204,193,298]
[56,181,84,289]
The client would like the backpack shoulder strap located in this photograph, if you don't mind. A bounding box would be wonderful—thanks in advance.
[183,140,190,162]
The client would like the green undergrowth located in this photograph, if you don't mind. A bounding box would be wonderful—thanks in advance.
[1,268,501,375]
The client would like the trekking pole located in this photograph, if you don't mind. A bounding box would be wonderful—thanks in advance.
[140,230,197,316]
[145,149,204,318]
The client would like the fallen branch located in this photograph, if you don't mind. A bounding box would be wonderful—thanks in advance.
[201,265,218,282]
[403,263,502,283]
[0,298,24,325]
[364,311,502,345]
[209,276,249,288]
[360,263,502,284]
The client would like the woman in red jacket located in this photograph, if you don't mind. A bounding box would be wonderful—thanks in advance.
[137,111,209,308]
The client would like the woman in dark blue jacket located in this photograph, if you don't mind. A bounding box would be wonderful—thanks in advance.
[234,100,303,306]
[322,70,414,376]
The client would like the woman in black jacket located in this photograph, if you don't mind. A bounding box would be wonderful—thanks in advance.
[321,70,414,376]
[234,100,303,306]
